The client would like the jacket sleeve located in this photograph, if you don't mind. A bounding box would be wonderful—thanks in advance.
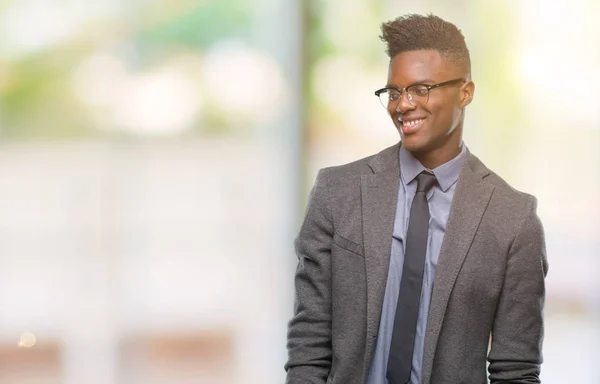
[285,169,334,384]
[488,197,549,383]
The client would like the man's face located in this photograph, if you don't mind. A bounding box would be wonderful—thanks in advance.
[386,50,473,156]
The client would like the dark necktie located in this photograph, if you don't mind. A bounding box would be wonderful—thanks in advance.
[386,171,437,384]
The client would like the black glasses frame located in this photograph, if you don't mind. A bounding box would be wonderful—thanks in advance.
[374,77,466,106]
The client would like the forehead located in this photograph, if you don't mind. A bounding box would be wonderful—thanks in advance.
[387,50,458,85]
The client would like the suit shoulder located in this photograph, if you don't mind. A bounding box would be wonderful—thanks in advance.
[485,169,537,208]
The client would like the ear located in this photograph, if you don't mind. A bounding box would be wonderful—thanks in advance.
[460,80,475,108]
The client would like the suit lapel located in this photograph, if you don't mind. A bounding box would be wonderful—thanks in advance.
[421,151,495,384]
[360,143,401,382]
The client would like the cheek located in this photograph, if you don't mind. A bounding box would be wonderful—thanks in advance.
[427,101,459,127]
[425,103,449,124]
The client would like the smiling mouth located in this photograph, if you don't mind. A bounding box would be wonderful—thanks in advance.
[398,117,426,134]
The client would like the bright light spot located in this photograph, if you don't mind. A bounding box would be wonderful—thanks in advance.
[516,50,545,86]
[18,332,36,348]
[113,66,201,135]
[203,40,288,124]
[72,53,203,135]
[519,0,573,30]
[1,0,82,57]
[0,0,125,58]
[515,0,600,129]
[516,44,600,127]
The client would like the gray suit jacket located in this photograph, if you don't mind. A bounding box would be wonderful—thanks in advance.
[285,142,548,384]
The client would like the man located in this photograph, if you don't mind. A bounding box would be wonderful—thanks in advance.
[285,13,548,384]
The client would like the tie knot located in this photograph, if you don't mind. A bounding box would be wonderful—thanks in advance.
[416,172,437,193]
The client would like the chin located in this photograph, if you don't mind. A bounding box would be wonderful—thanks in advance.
[399,133,428,153]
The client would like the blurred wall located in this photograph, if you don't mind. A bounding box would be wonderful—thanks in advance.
[0,0,598,383]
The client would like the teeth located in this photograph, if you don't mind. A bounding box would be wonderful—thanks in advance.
[403,118,424,127]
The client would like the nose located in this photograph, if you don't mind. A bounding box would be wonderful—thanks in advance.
[396,91,416,113]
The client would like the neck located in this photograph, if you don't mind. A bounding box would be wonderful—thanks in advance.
[413,142,462,169]
[411,119,464,169]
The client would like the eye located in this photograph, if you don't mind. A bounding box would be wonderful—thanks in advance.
[388,91,401,101]
[411,85,429,97]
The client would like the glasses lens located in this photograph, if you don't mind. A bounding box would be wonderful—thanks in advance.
[407,85,429,105]
[378,89,401,110]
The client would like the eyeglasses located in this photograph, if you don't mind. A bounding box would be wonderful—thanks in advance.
[374,78,465,110]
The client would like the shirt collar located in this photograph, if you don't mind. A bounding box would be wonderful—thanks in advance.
[399,143,466,192]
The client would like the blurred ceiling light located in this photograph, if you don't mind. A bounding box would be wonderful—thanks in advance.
[203,40,288,125]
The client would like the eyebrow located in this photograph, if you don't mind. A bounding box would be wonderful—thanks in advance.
[385,78,437,88]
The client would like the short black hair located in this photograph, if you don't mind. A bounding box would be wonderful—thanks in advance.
[380,14,471,75]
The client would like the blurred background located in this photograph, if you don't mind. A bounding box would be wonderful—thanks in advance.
[0,0,598,383]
